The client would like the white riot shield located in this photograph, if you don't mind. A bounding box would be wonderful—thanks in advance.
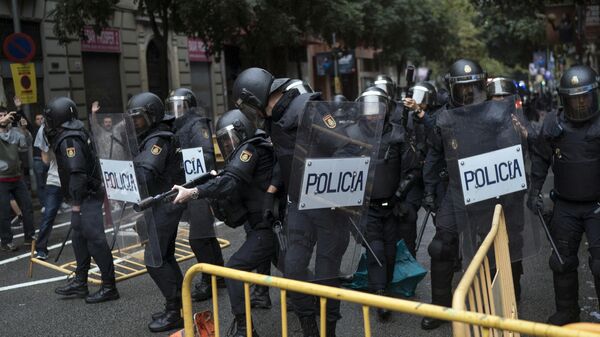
[90,113,163,267]
[279,101,385,281]
[436,96,541,265]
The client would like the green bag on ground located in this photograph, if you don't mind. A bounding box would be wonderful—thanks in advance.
[343,240,427,297]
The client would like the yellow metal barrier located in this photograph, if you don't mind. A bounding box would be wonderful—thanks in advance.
[453,204,518,337]
[180,263,600,337]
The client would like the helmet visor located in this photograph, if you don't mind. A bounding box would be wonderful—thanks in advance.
[126,107,151,136]
[412,85,431,105]
[165,97,190,118]
[487,80,516,98]
[374,80,394,97]
[216,125,242,160]
[359,95,386,116]
[561,90,599,122]
[451,81,487,106]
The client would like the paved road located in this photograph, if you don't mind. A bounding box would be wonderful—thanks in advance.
[1,179,598,337]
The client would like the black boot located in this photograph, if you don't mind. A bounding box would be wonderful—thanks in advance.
[421,259,453,330]
[250,286,272,309]
[192,274,226,302]
[151,309,166,320]
[299,315,319,337]
[148,299,182,333]
[326,320,337,337]
[55,275,88,297]
[548,271,580,326]
[227,314,259,337]
[375,290,391,322]
[85,282,120,304]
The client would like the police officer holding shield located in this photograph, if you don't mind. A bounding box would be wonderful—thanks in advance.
[232,68,347,337]
[420,59,489,330]
[166,88,226,302]
[172,109,276,337]
[43,97,119,303]
[127,92,186,332]
[529,65,600,325]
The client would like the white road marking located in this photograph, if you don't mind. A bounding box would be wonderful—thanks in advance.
[0,276,68,292]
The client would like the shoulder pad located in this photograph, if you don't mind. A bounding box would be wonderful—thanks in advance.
[541,110,563,139]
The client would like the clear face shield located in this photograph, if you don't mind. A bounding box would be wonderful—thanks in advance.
[126,107,151,137]
[165,97,190,118]
[216,125,242,160]
[487,79,516,99]
[411,85,433,108]
[358,94,387,132]
[285,80,313,94]
[374,80,394,97]
[560,86,600,122]
[450,80,487,106]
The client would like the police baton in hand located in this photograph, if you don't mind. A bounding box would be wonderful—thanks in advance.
[415,210,432,253]
[134,170,218,211]
[536,208,564,265]
[348,217,383,267]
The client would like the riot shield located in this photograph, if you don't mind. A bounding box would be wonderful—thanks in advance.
[90,113,163,267]
[279,101,384,282]
[177,118,220,240]
[436,96,541,265]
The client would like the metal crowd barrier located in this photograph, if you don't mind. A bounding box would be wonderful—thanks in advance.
[178,204,600,337]
[452,204,518,337]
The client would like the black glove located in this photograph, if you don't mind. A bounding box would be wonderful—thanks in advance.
[393,202,410,218]
[527,189,544,212]
[262,192,275,225]
[71,210,82,231]
[422,193,436,212]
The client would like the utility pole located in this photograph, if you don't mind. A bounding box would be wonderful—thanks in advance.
[332,33,342,95]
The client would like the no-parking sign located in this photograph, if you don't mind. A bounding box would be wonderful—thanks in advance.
[3,33,36,63]
[10,63,37,104]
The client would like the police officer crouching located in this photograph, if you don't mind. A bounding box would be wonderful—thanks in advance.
[173,109,276,337]
[529,65,600,325]
[43,97,119,303]
[127,92,186,332]
[166,88,226,302]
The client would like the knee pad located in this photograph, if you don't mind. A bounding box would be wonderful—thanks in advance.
[549,253,578,274]
[428,231,458,261]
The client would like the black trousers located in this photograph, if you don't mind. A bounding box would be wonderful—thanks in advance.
[284,205,349,322]
[549,199,600,312]
[226,228,275,315]
[72,196,115,283]
[146,204,185,310]
[366,204,398,291]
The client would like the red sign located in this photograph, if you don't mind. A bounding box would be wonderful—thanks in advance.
[81,27,121,53]
[188,38,210,62]
[3,33,36,63]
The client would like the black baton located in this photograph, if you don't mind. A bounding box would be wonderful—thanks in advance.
[536,208,564,265]
[415,210,432,253]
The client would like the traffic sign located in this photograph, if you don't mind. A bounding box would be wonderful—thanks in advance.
[3,32,36,63]
[10,63,37,104]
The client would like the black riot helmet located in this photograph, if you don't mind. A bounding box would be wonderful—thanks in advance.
[43,96,78,135]
[126,92,165,137]
[374,75,396,99]
[165,87,199,118]
[558,65,600,122]
[215,109,257,161]
[445,59,487,107]
[487,77,517,98]
[232,68,274,120]
[410,82,438,107]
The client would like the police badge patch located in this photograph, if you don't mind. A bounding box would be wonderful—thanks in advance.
[322,114,337,129]
[464,65,472,73]
[151,144,162,155]
[571,76,579,85]
[66,147,76,158]
[451,139,458,150]
[202,128,209,139]
[240,150,252,162]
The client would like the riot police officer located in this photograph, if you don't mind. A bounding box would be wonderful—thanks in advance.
[172,109,276,337]
[127,92,186,332]
[233,68,346,337]
[43,97,119,303]
[166,88,226,302]
[420,59,488,330]
[350,87,406,321]
[529,65,600,325]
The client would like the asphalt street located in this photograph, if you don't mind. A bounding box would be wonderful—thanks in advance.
[1,176,599,337]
